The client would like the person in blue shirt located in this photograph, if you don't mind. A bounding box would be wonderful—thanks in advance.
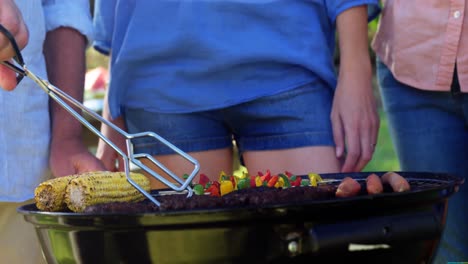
[93,1,380,188]
[0,0,106,262]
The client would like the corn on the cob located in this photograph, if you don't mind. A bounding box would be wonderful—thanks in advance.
[65,171,151,212]
[34,174,79,212]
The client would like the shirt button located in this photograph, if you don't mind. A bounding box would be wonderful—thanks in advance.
[454,10,461,19]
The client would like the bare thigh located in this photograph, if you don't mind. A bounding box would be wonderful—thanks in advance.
[142,148,233,189]
[242,146,340,175]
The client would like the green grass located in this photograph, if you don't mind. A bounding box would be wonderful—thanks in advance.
[363,110,400,172]
[86,48,109,70]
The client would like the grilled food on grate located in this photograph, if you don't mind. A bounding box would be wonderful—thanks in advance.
[34,171,411,213]
[34,171,150,212]
[84,184,337,213]
[82,172,411,213]
[34,174,80,211]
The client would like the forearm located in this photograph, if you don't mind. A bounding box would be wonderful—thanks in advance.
[43,27,87,141]
[336,6,372,81]
[332,6,379,172]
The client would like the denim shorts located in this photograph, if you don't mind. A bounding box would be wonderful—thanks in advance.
[124,81,335,156]
[377,60,468,263]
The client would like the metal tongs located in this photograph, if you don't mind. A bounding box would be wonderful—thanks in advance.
[0,24,199,206]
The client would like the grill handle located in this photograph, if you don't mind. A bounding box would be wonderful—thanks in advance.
[306,211,443,253]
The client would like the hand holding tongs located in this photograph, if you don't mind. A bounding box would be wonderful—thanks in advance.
[0,24,199,206]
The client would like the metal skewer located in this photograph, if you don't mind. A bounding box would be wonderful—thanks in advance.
[0,24,199,206]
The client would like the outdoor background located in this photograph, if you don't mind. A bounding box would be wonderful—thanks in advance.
[84,19,401,173]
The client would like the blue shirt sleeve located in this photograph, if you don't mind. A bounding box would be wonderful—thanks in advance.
[325,0,381,24]
[93,0,117,55]
[42,0,94,44]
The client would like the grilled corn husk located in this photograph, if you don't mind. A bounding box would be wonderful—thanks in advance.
[65,171,150,212]
[34,171,150,212]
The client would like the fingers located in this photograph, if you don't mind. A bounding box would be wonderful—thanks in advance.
[51,152,106,177]
[0,0,29,91]
[0,62,17,90]
[0,0,28,61]
[331,112,345,159]
[338,109,379,173]
[354,119,374,172]
[116,156,125,172]
[370,108,379,152]
[74,156,106,175]
[96,149,118,172]
[341,122,360,173]
[96,139,125,172]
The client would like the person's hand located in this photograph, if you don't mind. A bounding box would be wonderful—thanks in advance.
[96,116,127,172]
[0,0,29,90]
[44,27,105,177]
[331,69,379,173]
[49,137,106,177]
[333,6,380,173]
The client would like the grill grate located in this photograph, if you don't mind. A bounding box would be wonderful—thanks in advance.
[406,178,450,191]
[315,171,463,193]
[318,178,449,191]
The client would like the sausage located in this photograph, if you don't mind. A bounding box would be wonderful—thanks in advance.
[336,177,361,198]
[366,173,383,195]
[381,172,411,192]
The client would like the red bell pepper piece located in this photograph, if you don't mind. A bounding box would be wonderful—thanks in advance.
[198,173,210,188]
[291,176,302,187]
[230,176,236,189]
[250,176,256,188]
[260,169,272,182]
[285,171,294,178]
[267,175,279,188]
[206,184,220,197]
[212,181,220,189]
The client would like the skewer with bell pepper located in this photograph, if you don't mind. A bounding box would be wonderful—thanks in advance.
[191,170,324,197]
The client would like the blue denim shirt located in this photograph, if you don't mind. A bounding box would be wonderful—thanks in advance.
[0,0,93,202]
[94,0,379,117]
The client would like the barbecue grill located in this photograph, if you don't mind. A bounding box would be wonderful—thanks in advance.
[0,19,463,264]
[18,171,464,264]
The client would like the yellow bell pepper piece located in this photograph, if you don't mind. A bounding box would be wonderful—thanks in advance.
[274,177,285,188]
[308,173,323,187]
[234,170,248,180]
[241,171,249,179]
[219,171,228,182]
[220,180,234,196]
[255,176,263,187]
